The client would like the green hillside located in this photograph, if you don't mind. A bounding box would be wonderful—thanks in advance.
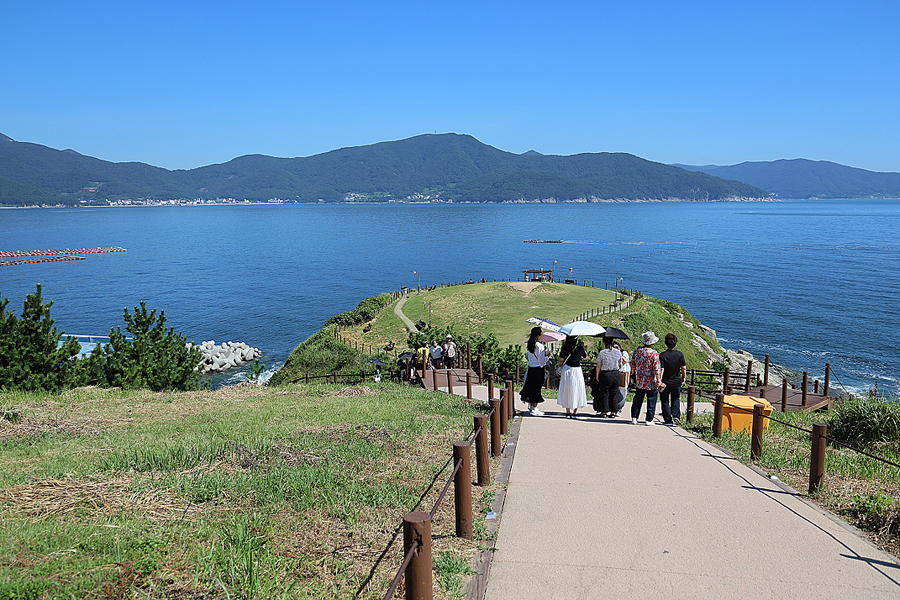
[679,159,900,199]
[0,133,769,205]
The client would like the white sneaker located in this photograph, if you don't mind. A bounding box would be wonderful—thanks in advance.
[645,420,654,426]
[632,418,639,425]
[532,408,544,416]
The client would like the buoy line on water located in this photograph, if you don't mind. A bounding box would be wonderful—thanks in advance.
[0,256,86,267]
[0,247,127,258]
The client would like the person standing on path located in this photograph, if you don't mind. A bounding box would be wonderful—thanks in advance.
[442,335,457,369]
[614,342,630,416]
[659,333,687,425]
[429,339,443,369]
[593,337,622,417]
[417,341,430,371]
[557,336,588,419]
[630,331,663,425]
[521,327,549,416]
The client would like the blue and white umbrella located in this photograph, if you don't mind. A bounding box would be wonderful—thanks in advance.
[558,321,605,337]
[526,317,561,332]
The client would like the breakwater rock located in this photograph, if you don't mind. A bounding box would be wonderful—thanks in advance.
[190,340,262,374]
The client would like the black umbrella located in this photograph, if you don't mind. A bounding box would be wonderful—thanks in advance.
[397,352,415,361]
[601,327,629,340]
[368,359,386,367]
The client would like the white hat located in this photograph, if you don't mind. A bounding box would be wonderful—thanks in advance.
[642,331,659,346]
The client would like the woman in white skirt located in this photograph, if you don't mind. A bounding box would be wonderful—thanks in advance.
[557,336,588,419]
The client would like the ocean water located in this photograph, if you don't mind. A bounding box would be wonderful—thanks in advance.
[1,199,897,395]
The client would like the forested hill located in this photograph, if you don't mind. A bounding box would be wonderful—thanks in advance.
[675,159,900,199]
[0,132,769,206]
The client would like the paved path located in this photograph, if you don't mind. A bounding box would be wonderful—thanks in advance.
[394,295,416,331]
[483,401,900,600]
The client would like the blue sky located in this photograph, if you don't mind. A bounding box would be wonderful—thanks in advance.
[3,1,899,172]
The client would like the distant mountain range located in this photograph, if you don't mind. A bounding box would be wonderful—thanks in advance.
[0,133,768,206]
[673,160,900,199]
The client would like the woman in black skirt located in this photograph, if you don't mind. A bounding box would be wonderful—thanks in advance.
[521,326,550,416]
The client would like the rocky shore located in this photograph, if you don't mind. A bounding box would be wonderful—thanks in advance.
[668,307,797,386]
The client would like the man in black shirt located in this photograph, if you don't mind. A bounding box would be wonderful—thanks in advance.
[659,333,687,425]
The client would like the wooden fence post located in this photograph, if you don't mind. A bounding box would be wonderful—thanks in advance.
[809,423,827,494]
[782,380,788,412]
[713,394,724,438]
[403,512,432,600]
[745,360,753,393]
[499,390,509,435]
[466,372,472,400]
[453,442,473,540]
[751,404,765,460]
[490,399,501,457]
[824,363,831,397]
[802,371,808,407]
[687,386,695,424]
[447,370,454,396]
[474,415,490,486]
[764,354,770,386]
[488,374,494,400]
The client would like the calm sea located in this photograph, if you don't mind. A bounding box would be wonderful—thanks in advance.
[1,200,898,396]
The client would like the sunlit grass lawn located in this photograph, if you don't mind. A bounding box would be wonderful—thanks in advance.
[394,282,617,350]
[0,383,494,599]
[348,281,622,360]
[344,282,720,374]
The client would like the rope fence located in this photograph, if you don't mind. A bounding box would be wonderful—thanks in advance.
[695,391,900,496]
[383,394,512,599]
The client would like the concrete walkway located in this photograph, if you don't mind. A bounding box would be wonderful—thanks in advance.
[483,401,900,600]
[394,295,416,331]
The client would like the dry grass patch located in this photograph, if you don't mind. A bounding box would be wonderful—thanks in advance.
[0,415,110,442]
[0,476,205,521]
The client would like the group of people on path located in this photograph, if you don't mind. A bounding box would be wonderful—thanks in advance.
[420,335,457,370]
[520,326,686,424]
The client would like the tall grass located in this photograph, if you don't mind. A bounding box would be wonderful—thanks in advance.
[828,396,900,450]
[0,382,482,598]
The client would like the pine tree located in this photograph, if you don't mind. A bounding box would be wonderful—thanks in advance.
[0,284,81,392]
[91,302,202,391]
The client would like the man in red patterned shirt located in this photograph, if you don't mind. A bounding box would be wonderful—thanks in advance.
[630,331,664,425]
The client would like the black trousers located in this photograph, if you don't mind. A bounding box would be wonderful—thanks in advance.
[593,370,620,413]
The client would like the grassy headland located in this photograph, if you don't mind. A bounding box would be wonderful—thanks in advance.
[275,281,725,383]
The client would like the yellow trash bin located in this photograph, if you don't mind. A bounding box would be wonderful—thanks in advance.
[722,395,773,433]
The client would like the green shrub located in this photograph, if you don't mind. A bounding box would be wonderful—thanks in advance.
[82,302,202,392]
[0,284,81,393]
[271,327,387,384]
[325,293,393,327]
[406,328,523,376]
[851,492,896,517]
[828,397,900,449]
[0,287,203,393]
